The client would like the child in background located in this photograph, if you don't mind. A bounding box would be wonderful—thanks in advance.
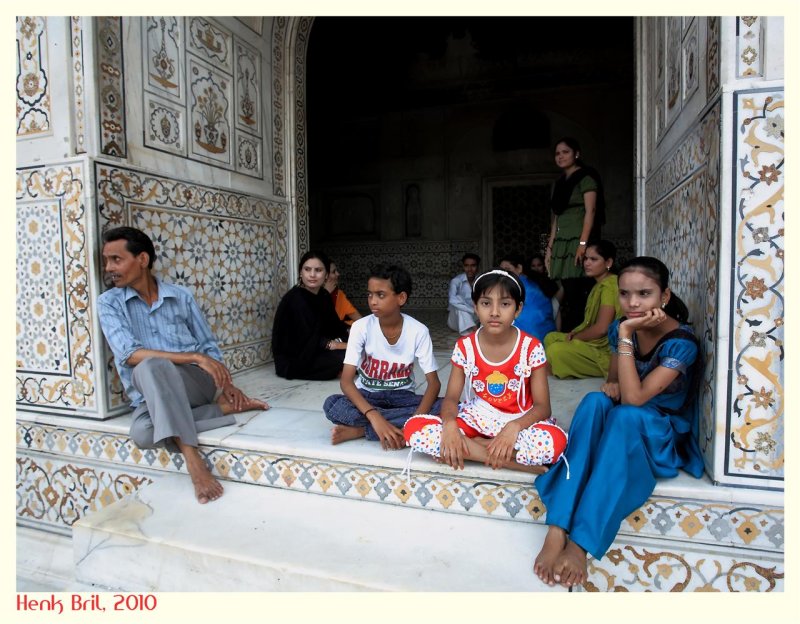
[404,269,567,472]
[324,264,442,449]
[325,261,363,326]
[498,252,556,342]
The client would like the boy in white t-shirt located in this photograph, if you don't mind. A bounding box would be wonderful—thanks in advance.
[323,264,443,449]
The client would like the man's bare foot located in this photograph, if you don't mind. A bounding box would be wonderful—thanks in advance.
[217,392,268,415]
[534,526,567,586]
[331,424,365,445]
[553,539,588,588]
[182,445,223,504]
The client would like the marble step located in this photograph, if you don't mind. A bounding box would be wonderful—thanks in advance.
[73,474,565,592]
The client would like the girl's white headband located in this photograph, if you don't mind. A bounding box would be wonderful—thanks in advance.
[473,269,522,295]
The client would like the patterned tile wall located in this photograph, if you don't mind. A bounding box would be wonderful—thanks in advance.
[16,421,784,555]
[16,17,51,137]
[140,17,264,178]
[644,103,720,468]
[95,163,290,406]
[97,17,126,157]
[726,90,783,481]
[16,164,97,413]
[322,240,480,310]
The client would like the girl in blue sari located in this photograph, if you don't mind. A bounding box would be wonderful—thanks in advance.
[533,257,704,588]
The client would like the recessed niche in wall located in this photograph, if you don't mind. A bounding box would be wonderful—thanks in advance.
[322,188,379,238]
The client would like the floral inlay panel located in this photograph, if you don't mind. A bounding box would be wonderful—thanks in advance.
[16,16,51,137]
[189,57,233,166]
[139,16,262,178]
[271,16,287,196]
[585,542,783,592]
[17,453,151,530]
[293,17,313,254]
[143,17,184,102]
[737,17,762,79]
[16,165,95,412]
[71,17,87,153]
[727,90,784,481]
[97,17,126,157]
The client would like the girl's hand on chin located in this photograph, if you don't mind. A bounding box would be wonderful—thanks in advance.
[623,308,667,331]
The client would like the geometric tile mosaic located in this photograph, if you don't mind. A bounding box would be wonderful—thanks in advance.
[726,89,784,481]
[645,102,720,470]
[16,164,96,411]
[95,163,290,389]
[16,16,51,137]
[322,240,480,311]
[16,420,785,554]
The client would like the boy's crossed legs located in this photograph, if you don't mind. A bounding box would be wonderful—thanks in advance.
[324,389,442,447]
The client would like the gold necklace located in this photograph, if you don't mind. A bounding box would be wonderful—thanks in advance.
[382,323,403,342]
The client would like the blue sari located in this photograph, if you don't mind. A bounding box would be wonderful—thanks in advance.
[535,319,704,560]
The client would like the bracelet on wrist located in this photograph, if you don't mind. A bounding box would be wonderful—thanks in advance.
[578,241,587,246]
[363,408,377,417]
[618,337,634,348]
[618,350,635,358]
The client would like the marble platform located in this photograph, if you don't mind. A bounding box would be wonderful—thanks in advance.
[73,473,565,592]
[17,353,785,591]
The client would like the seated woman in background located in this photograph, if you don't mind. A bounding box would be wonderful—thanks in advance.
[534,256,704,588]
[498,253,556,342]
[325,261,363,326]
[529,252,563,331]
[544,240,621,378]
[272,251,350,380]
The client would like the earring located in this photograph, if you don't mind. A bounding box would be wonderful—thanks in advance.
[661,302,666,309]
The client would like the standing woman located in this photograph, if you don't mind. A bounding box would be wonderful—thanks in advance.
[545,137,606,278]
[272,251,350,380]
[533,257,704,588]
[544,240,622,378]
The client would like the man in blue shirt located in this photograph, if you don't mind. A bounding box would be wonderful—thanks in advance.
[98,227,267,504]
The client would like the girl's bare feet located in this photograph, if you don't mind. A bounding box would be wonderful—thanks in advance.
[463,436,549,474]
[331,424,365,445]
[553,539,588,588]
[534,525,567,586]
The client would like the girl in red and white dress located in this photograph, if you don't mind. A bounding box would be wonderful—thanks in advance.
[404,269,567,472]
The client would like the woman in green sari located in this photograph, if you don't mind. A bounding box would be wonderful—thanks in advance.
[544,240,621,378]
